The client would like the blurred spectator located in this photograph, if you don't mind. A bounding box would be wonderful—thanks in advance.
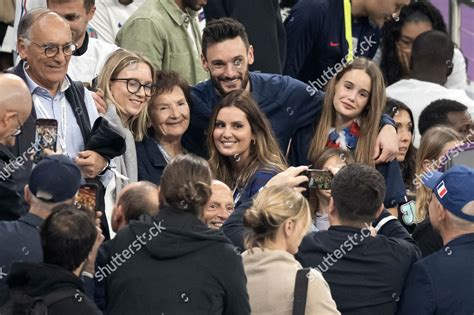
[412,126,463,257]
[242,185,339,314]
[102,154,250,314]
[380,0,468,90]
[386,30,474,147]
[419,99,473,137]
[0,74,32,220]
[89,0,145,44]
[207,90,287,206]
[116,0,208,84]
[284,0,409,86]
[0,155,82,290]
[202,180,234,229]
[136,70,191,184]
[96,49,155,228]
[398,165,474,314]
[2,204,102,314]
[308,149,354,232]
[47,0,118,86]
[296,164,420,314]
[186,18,396,165]
[204,0,286,74]
[111,181,159,232]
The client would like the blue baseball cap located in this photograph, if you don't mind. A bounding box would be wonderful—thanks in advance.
[421,165,474,222]
[29,155,84,203]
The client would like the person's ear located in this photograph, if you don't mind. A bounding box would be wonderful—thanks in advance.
[328,197,336,216]
[17,38,29,60]
[87,5,96,20]
[283,219,295,238]
[1,111,16,129]
[112,204,124,232]
[422,159,432,171]
[247,45,254,65]
[375,204,384,218]
[24,185,32,205]
[201,53,209,72]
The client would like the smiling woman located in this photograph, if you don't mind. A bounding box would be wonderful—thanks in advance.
[135,70,192,185]
[207,90,287,205]
[96,49,155,222]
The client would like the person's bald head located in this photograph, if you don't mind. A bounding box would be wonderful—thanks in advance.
[202,180,234,229]
[0,74,32,145]
[112,181,160,232]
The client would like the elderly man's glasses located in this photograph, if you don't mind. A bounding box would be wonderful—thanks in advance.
[111,78,155,97]
[28,40,77,58]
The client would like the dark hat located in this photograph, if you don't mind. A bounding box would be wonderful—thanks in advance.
[421,165,474,222]
[29,155,83,203]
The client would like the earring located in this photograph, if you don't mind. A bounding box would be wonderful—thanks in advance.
[24,60,30,70]
[251,139,256,145]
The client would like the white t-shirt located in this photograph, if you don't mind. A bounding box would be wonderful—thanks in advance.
[387,79,474,147]
[89,0,145,44]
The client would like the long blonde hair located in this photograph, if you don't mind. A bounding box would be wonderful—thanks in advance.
[414,126,462,221]
[97,49,155,141]
[308,58,385,166]
[243,185,311,251]
[207,90,287,190]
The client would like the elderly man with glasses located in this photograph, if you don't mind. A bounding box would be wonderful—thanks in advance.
[5,9,112,233]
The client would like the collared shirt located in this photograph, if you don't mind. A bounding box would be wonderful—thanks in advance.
[116,0,207,85]
[0,213,44,289]
[22,63,99,158]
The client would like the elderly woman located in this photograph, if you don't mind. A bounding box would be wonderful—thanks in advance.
[136,70,191,185]
[103,154,250,314]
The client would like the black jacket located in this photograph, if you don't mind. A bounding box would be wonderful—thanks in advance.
[102,207,250,315]
[2,262,101,315]
[296,211,421,315]
[135,132,168,185]
[0,144,25,220]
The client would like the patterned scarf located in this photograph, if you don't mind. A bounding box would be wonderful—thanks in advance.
[326,121,360,150]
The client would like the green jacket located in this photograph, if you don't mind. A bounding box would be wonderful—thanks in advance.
[116,0,208,85]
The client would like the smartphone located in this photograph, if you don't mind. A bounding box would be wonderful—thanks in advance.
[76,183,99,212]
[34,119,58,163]
[304,169,333,190]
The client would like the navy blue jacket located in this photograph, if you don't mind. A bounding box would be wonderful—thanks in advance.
[0,213,43,290]
[397,233,474,315]
[297,210,420,315]
[184,72,324,159]
[135,132,168,186]
[284,0,380,85]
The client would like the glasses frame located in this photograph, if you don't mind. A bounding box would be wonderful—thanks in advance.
[111,78,156,97]
[27,40,77,58]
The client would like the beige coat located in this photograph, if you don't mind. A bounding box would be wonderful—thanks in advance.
[242,248,340,315]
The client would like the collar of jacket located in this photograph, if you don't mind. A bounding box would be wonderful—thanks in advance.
[160,0,198,27]
[73,32,89,57]
[18,213,44,230]
[446,232,474,247]
[143,129,168,167]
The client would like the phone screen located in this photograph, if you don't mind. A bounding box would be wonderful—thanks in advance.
[34,119,58,163]
[305,169,333,190]
[76,184,98,211]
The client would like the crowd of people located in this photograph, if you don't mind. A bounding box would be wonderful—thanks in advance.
[0,0,473,314]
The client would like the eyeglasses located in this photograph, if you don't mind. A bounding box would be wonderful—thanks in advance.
[208,58,244,72]
[12,113,23,137]
[28,40,77,58]
[111,78,155,97]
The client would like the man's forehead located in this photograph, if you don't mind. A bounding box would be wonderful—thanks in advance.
[206,37,248,59]
[30,16,72,41]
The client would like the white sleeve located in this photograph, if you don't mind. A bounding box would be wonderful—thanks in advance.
[445,47,468,91]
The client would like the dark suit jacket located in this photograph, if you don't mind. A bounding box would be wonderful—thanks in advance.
[397,233,474,314]
[135,133,168,186]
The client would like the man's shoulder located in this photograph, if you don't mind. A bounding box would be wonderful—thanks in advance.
[87,38,118,54]
[120,0,169,30]
[250,72,309,94]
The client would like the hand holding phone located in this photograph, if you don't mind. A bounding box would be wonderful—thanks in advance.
[34,119,58,163]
